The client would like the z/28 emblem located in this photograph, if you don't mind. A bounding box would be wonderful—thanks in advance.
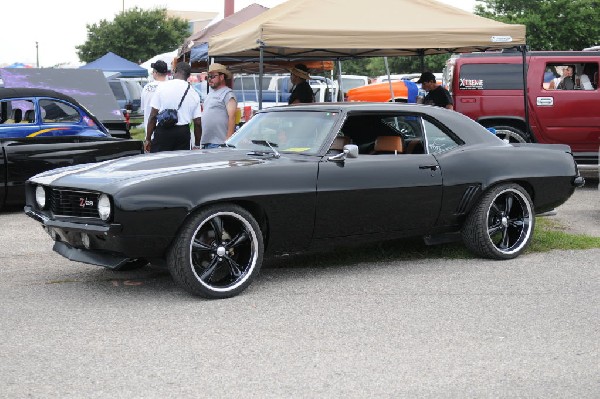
[79,198,94,207]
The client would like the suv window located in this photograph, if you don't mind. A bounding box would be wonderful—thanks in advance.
[123,80,142,98]
[109,81,126,100]
[459,64,524,90]
[544,62,599,91]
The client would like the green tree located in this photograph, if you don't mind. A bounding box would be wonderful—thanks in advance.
[474,0,600,50]
[76,7,189,63]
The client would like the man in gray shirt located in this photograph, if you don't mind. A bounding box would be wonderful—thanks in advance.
[198,63,237,149]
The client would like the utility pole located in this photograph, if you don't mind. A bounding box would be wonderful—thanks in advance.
[36,41,39,68]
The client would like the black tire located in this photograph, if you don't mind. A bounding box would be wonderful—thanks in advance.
[492,125,529,143]
[113,258,150,271]
[462,183,534,260]
[167,204,264,299]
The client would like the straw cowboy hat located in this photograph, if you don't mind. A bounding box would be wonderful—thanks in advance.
[289,64,310,80]
[208,63,233,79]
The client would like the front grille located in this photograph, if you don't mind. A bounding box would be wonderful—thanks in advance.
[49,189,100,218]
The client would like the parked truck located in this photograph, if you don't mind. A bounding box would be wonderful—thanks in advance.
[446,51,599,172]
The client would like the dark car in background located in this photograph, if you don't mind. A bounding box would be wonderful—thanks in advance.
[0,88,143,210]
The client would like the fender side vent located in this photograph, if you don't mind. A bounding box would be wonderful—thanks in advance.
[455,185,480,215]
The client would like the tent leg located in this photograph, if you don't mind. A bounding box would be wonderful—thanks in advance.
[520,45,530,137]
[384,56,395,101]
[258,43,264,110]
[337,59,343,102]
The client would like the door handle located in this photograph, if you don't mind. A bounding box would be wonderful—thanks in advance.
[419,164,439,171]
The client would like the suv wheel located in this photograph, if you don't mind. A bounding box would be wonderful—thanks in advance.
[492,125,529,143]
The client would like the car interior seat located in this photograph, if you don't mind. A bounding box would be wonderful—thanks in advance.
[329,136,351,152]
[11,109,22,123]
[24,110,35,123]
[371,136,404,154]
[405,139,425,154]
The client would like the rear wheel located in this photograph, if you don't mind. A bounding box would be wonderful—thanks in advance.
[167,204,264,299]
[492,125,529,143]
[462,183,534,260]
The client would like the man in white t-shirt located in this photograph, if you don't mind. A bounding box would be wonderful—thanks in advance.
[146,62,202,153]
[141,60,168,142]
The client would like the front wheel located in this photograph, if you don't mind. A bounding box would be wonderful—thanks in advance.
[462,184,534,260]
[167,204,264,299]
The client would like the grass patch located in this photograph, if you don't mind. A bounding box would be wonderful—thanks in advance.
[266,216,600,268]
[130,126,145,141]
[529,217,600,252]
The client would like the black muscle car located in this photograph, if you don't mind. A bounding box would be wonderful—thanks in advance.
[24,103,585,299]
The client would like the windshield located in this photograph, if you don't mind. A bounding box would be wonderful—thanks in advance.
[227,110,339,155]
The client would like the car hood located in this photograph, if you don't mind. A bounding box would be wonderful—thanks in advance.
[29,149,273,188]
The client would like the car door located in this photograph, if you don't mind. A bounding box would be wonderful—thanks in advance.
[313,113,443,238]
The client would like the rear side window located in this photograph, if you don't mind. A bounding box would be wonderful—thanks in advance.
[458,64,524,90]
[109,81,126,100]
[124,81,142,99]
[40,99,80,123]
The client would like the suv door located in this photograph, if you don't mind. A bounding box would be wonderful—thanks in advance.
[532,60,600,154]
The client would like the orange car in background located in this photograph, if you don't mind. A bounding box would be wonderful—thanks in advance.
[346,80,419,103]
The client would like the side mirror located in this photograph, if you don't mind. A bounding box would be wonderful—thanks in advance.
[328,144,359,162]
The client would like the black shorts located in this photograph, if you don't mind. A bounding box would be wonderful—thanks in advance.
[150,125,191,152]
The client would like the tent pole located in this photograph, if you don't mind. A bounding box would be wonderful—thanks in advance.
[337,59,344,102]
[384,56,395,101]
[520,45,530,138]
[258,40,264,110]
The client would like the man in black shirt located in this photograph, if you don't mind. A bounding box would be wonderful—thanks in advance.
[288,64,315,104]
[417,71,453,110]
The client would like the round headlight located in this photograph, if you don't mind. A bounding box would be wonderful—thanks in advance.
[98,194,111,221]
[35,185,46,208]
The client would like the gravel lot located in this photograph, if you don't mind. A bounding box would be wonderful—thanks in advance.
[545,177,599,237]
[0,177,597,398]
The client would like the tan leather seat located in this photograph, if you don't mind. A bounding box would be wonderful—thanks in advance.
[405,139,424,154]
[372,136,404,154]
[330,136,351,151]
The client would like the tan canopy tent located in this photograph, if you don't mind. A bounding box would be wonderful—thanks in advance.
[209,0,526,60]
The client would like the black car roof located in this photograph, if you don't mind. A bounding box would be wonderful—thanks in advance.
[259,102,500,145]
[0,88,81,104]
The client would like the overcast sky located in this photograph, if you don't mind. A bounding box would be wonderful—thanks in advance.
[0,0,477,67]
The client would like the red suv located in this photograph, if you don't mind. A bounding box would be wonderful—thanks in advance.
[447,51,599,172]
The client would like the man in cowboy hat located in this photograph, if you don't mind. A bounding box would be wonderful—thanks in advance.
[198,63,238,149]
[288,63,315,104]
